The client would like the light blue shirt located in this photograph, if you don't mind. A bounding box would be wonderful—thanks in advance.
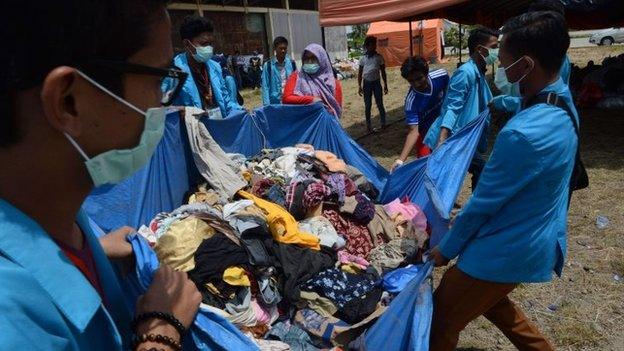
[424,59,492,149]
[0,200,132,350]
[492,54,572,113]
[261,57,296,105]
[165,53,243,117]
[438,78,578,283]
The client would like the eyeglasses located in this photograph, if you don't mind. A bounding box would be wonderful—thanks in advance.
[86,60,188,106]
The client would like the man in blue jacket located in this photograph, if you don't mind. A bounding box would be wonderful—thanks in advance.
[491,0,572,114]
[424,26,498,189]
[262,36,296,105]
[429,11,577,351]
[164,15,243,118]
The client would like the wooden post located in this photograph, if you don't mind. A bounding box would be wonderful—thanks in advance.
[409,20,414,56]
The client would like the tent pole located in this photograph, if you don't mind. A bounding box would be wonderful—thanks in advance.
[321,26,326,49]
[419,20,424,57]
[458,23,463,65]
[409,20,414,56]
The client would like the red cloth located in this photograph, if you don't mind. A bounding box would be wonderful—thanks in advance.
[282,72,343,108]
[323,208,373,259]
[415,133,432,158]
[57,238,106,302]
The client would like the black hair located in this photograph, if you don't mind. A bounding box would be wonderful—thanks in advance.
[501,11,570,74]
[401,56,429,79]
[180,15,214,41]
[527,0,565,15]
[467,26,499,55]
[273,36,289,48]
[364,36,377,47]
[1,0,167,148]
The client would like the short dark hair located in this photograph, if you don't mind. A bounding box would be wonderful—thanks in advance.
[273,36,289,48]
[501,11,570,74]
[401,56,429,79]
[527,0,565,15]
[364,36,377,47]
[1,0,167,148]
[180,15,214,41]
[467,26,499,55]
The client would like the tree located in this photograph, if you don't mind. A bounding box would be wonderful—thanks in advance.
[444,25,470,53]
[348,24,369,58]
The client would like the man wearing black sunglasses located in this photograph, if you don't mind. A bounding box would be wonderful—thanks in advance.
[0,1,200,350]
[165,15,244,119]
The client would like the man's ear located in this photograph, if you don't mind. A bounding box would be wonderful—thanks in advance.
[40,66,84,138]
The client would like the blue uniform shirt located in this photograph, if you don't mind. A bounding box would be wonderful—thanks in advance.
[438,77,578,283]
[261,57,296,106]
[0,200,132,350]
[404,69,449,135]
[424,59,492,149]
[164,53,243,118]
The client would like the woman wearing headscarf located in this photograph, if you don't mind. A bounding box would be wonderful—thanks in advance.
[282,43,343,118]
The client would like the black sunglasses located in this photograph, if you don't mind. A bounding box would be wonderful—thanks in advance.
[86,60,188,106]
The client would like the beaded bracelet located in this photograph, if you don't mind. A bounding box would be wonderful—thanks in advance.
[132,311,186,339]
[132,333,182,351]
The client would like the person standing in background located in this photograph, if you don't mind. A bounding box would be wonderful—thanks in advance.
[163,15,243,119]
[249,51,262,90]
[262,36,297,105]
[358,36,388,133]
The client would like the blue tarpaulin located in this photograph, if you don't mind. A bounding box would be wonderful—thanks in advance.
[83,104,487,246]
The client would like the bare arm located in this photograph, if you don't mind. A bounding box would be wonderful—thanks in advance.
[358,66,364,96]
[381,64,388,94]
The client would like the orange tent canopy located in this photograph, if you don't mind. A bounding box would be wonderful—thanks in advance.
[367,20,444,67]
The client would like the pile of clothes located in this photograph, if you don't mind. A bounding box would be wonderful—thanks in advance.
[138,145,430,350]
[571,54,624,109]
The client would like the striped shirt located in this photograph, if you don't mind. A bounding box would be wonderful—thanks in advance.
[404,69,449,134]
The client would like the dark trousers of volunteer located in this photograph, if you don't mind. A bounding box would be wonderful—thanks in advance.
[468,152,486,191]
[430,266,555,351]
[363,79,387,131]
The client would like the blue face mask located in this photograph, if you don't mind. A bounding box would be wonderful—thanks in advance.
[192,44,214,63]
[302,63,320,75]
[65,70,167,187]
[479,45,499,65]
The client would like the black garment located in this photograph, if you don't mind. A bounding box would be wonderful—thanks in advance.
[188,233,249,291]
[264,237,336,303]
[189,63,216,110]
[240,225,274,267]
[287,179,315,221]
[346,165,379,200]
[337,286,382,325]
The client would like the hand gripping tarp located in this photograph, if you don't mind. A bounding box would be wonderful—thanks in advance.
[83,104,489,247]
[123,233,261,351]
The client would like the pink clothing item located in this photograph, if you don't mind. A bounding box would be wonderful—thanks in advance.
[315,150,347,173]
[337,250,370,270]
[251,299,279,325]
[383,197,428,233]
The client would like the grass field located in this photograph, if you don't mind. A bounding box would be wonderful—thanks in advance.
[241,45,624,350]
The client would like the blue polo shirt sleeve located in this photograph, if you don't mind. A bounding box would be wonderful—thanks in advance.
[491,95,521,114]
[261,61,270,106]
[440,69,469,131]
[438,129,544,259]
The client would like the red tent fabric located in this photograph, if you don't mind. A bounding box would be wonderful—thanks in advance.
[367,20,444,67]
[319,0,624,29]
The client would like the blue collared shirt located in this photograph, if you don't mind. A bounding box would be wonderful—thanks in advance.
[438,78,578,283]
[164,53,243,118]
[261,57,296,106]
[0,200,132,350]
[424,59,492,149]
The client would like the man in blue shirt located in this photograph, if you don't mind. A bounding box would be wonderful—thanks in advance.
[0,2,200,349]
[491,0,572,114]
[429,11,576,351]
[164,15,244,119]
[391,57,449,172]
[424,26,498,190]
[262,36,297,105]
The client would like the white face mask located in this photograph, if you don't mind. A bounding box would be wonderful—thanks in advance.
[497,56,533,96]
[65,70,167,187]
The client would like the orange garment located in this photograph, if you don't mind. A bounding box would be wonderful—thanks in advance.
[238,191,321,250]
[315,150,347,173]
